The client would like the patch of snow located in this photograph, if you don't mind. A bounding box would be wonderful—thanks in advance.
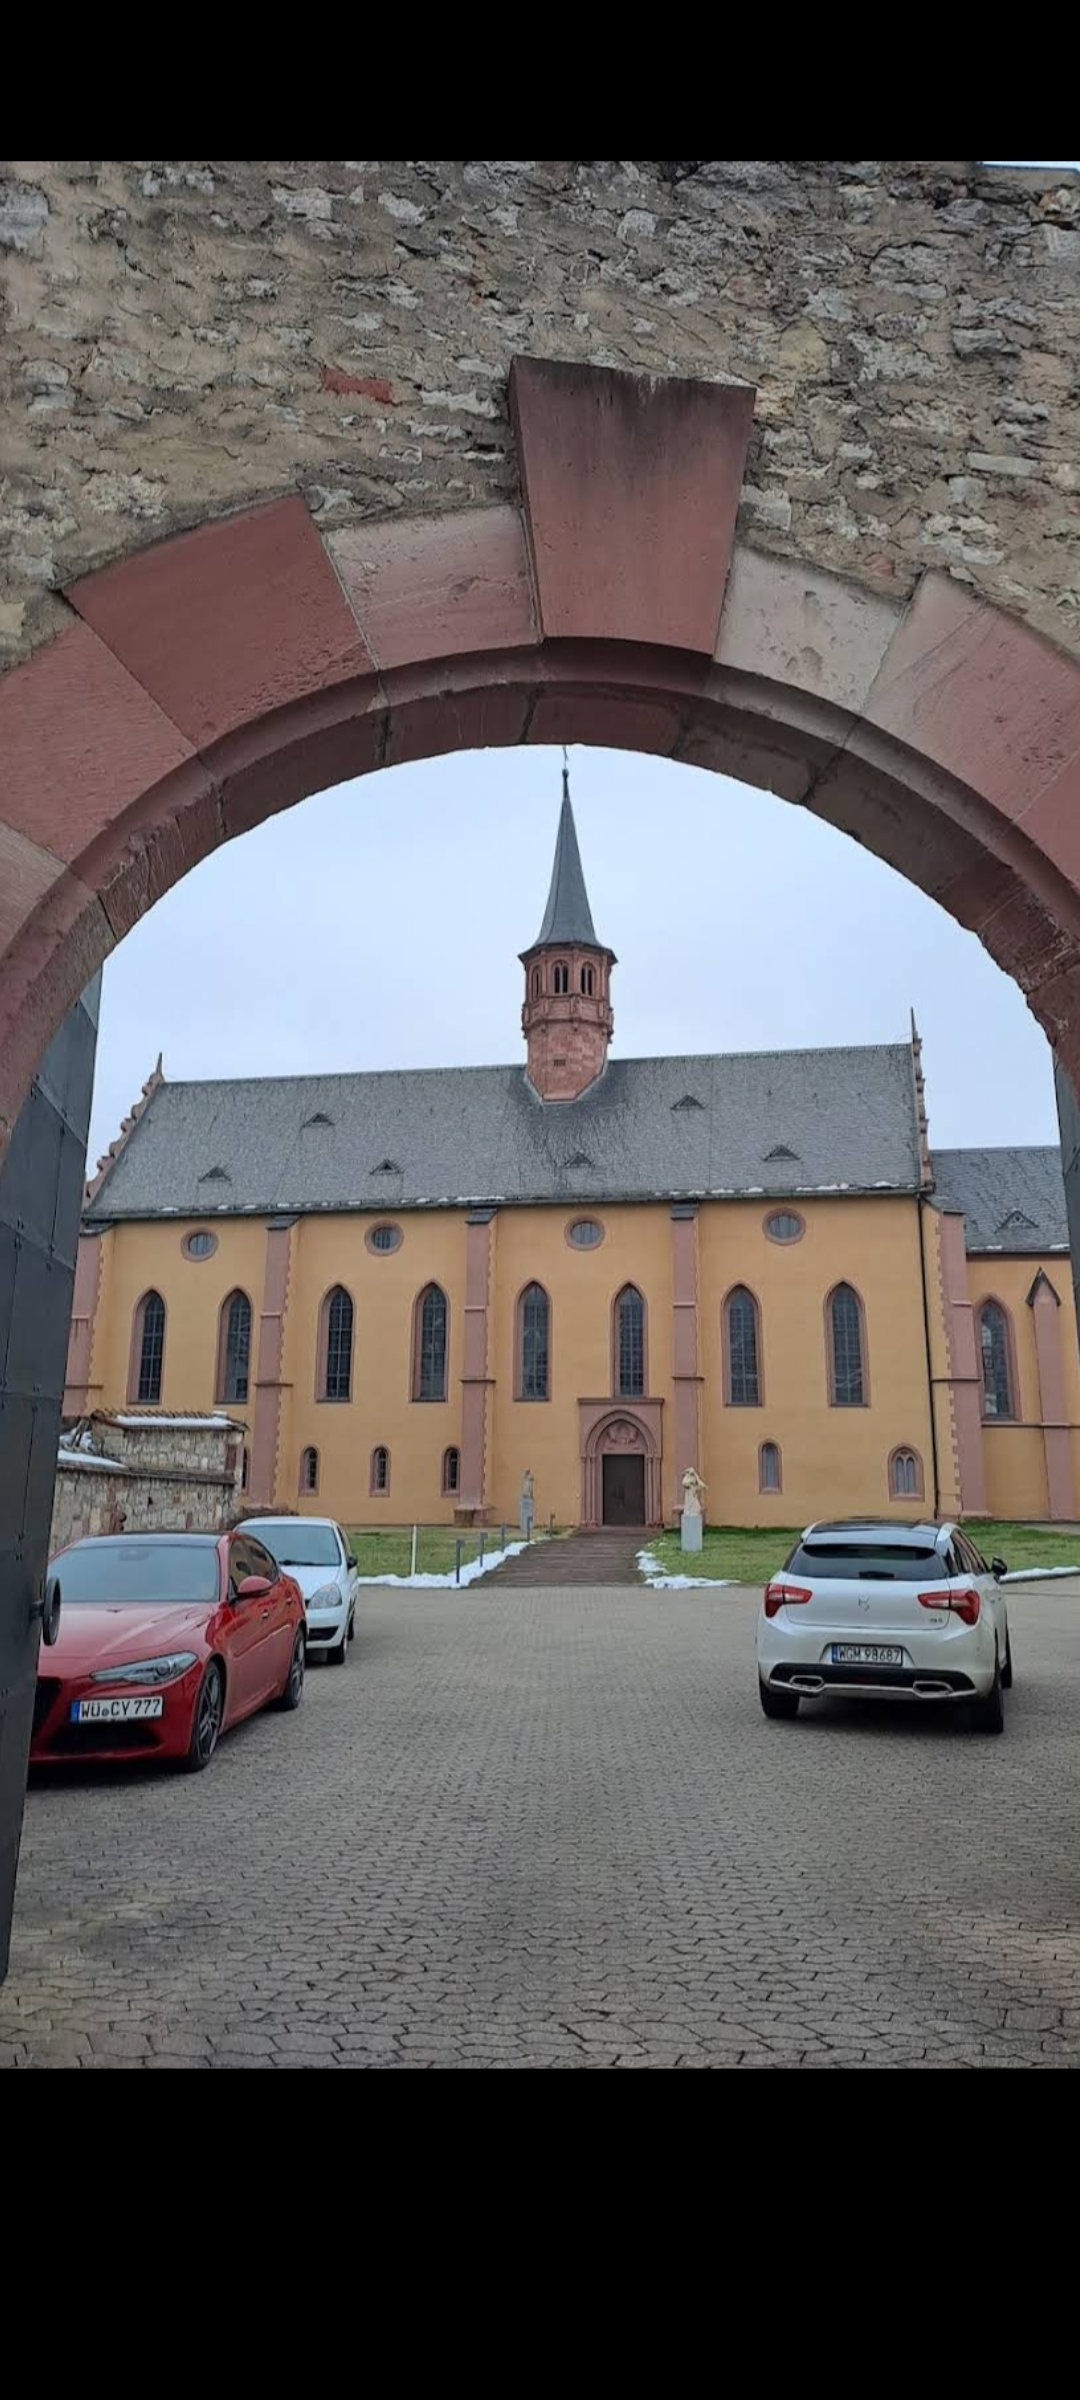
[111,1413,237,1429]
[57,1449,127,1474]
[636,1546,736,1590]
[353,1540,527,1589]
[1002,1564,1080,1582]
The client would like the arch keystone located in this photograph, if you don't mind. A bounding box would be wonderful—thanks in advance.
[509,356,756,653]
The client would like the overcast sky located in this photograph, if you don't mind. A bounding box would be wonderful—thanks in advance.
[85,159,1078,1172]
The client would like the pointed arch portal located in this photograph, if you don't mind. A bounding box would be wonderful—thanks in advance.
[4,339,1080,1977]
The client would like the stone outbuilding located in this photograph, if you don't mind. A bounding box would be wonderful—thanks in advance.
[51,1410,244,1556]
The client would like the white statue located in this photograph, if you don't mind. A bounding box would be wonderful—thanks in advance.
[680,1466,705,1552]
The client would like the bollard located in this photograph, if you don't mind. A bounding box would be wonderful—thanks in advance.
[479,1530,486,1568]
[500,1524,507,1553]
[455,1537,462,1586]
[410,1523,418,1578]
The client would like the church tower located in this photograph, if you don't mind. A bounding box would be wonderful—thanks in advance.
[520,767,615,1102]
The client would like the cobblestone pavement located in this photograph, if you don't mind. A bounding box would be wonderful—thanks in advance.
[2,1581,1080,2069]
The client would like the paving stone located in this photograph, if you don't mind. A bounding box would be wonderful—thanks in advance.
[3,1583,1080,2067]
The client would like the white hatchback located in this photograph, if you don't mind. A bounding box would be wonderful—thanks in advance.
[756,1518,1012,1733]
[238,1516,358,1666]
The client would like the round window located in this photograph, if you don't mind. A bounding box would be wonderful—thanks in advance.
[567,1218,604,1250]
[367,1222,403,1255]
[182,1229,218,1261]
[764,1210,805,1245]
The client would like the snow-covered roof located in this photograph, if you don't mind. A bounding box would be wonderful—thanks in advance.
[57,1448,128,1475]
[107,1413,239,1430]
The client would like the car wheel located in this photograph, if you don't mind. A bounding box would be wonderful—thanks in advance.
[970,1651,1005,1734]
[347,1610,355,1644]
[184,1661,224,1772]
[1001,1631,1014,1690]
[759,1676,800,1721]
[327,1632,347,1666]
[275,1630,306,1710]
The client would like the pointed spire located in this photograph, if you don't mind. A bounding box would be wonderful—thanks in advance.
[909,1007,932,1189]
[531,751,602,950]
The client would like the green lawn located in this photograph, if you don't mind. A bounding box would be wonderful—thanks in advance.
[645,1527,802,1584]
[965,1520,1080,1573]
[644,1519,1080,1585]
[345,1525,529,1579]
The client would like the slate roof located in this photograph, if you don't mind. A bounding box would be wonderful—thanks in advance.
[84,1043,923,1222]
[528,780,606,952]
[930,1147,1069,1255]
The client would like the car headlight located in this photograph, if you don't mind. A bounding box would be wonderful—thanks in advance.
[90,1652,198,1687]
[306,1585,342,1610]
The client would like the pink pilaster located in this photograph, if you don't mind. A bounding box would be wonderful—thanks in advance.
[670,1206,702,1522]
[63,1231,103,1416]
[1029,1273,1078,1522]
[459,1210,495,1520]
[938,1212,988,1516]
[249,1220,294,1505]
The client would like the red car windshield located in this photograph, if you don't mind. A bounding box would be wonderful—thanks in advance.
[53,1541,220,1604]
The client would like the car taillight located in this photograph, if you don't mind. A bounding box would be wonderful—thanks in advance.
[918,1587,981,1627]
[764,1582,812,1619]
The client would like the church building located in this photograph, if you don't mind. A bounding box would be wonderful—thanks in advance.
[64,779,1080,1531]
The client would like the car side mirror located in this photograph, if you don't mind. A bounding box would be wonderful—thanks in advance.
[35,1572,62,1646]
[236,1575,273,1600]
[347,1553,357,1570]
[991,1557,1007,1580]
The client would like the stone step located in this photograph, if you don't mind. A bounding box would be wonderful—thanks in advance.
[486,1531,645,1587]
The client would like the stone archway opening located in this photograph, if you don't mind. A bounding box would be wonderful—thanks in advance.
[4,345,1080,1980]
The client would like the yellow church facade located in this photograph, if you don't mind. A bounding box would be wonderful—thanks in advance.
[63,786,1080,1532]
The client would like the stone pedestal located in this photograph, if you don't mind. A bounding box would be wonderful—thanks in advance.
[680,1510,703,1553]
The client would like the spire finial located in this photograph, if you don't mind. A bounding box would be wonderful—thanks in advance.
[528,756,605,952]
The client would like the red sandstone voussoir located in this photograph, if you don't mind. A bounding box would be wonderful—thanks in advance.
[866,572,1080,829]
[67,497,374,751]
[0,619,199,866]
[329,506,537,669]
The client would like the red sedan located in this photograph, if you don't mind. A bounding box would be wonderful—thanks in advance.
[32,1530,307,1773]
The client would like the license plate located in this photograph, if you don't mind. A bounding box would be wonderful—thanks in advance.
[70,1695,164,1722]
[831,1644,903,1667]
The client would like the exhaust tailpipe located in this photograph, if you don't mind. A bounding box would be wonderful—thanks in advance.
[912,1678,951,1698]
[789,1674,824,1693]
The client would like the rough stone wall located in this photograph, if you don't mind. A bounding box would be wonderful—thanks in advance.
[1,160,1077,670]
[51,1463,127,1550]
[50,1459,237,1552]
[50,1412,243,1551]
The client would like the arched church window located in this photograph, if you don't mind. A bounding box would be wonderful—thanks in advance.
[131,1291,166,1405]
[414,1284,449,1402]
[614,1286,646,1399]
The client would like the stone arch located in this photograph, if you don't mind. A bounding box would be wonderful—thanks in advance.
[3,355,1080,1149]
[2,160,1079,1985]
[1,357,1080,1158]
